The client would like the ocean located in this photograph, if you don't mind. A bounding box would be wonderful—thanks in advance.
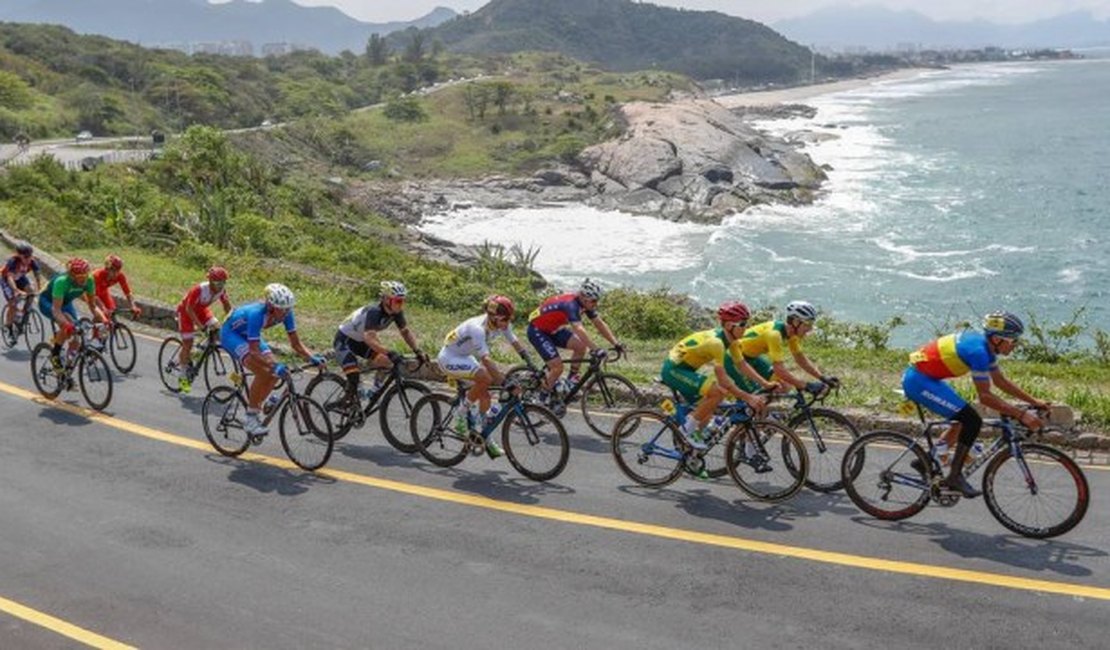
[419,56,1110,346]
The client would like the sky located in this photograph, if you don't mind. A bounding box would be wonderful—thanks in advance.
[241,1,1110,25]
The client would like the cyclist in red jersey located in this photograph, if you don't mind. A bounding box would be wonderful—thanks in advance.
[526,278,624,415]
[174,266,233,392]
[92,254,142,319]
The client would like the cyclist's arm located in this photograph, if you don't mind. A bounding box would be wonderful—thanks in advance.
[989,369,1050,410]
[286,330,315,363]
[361,330,390,357]
[732,352,779,392]
[570,321,598,350]
[31,271,42,293]
[714,363,766,410]
[220,293,232,315]
[792,349,825,381]
[771,360,806,390]
[398,325,420,353]
[84,292,107,323]
[588,315,620,348]
[51,295,72,328]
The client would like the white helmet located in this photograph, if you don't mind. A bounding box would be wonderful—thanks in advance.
[380,280,407,299]
[265,283,295,309]
[786,300,817,323]
[579,278,602,301]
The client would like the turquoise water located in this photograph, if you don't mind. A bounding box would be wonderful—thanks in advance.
[421,58,1110,345]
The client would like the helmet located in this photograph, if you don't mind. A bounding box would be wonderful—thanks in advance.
[67,257,90,275]
[15,241,32,256]
[485,294,515,320]
[983,311,1024,339]
[380,280,407,299]
[786,300,818,323]
[105,254,123,271]
[717,301,751,324]
[579,278,602,301]
[206,266,229,283]
[265,283,295,309]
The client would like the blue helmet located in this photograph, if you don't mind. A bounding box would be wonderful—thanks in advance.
[983,311,1024,339]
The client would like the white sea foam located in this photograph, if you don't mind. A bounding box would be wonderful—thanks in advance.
[872,238,1036,263]
[1058,268,1083,284]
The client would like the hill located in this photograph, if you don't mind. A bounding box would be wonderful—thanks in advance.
[412,0,816,83]
[0,0,457,54]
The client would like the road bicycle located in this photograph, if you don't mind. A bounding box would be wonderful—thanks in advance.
[158,328,238,394]
[1,291,44,350]
[409,378,569,482]
[80,309,137,374]
[30,319,113,410]
[504,347,643,438]
[305,355,432,452]
[765,387,860,493]
[841,403,1089,538]
[201,364,334,471]
[611,391,809,502]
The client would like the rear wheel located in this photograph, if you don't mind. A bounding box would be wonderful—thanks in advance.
[378,380,432,453]
[410,393,468,468]
[788,408,859,493]
[579,372,642,438]
[983,443,1089,539]
[610,409,684,487]
[841,430,931,521]
[725,420,808,502]
[279,395,334,471]
[502,403,569,481]
[108,322,137,374]
[77,349,113,411]
[202,386,251,457]
[30,342,64,399]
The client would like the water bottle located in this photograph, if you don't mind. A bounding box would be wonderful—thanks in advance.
[263,391,281,414]
[969,441,985,460]
[708,414,728,436]
[554,378,569,399]
[358,386,375,401]
[932,439,949,466]
[486,404,501,424]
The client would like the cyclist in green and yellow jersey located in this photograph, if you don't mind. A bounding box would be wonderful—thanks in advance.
[660,302,769,450]
[736,300,837,398]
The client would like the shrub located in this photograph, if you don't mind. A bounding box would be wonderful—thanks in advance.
[383,95,427,122]
[602,287,691,340]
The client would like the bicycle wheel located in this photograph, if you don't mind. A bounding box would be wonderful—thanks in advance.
[378,380,432,454]
[725,420,808,502]
[503,364,545,403]
[202,386,251,457]
[30,342,64,399]
[502,403,569,481]
[202,344,237,392]
[157,337,184,392]
[579,372,642,438]
[787,407,859,493]
[610,409,685,487]
[410,393,468,467]
[77,349,113,411]
[279,395,334,471]
[305,372,354,440]
[109,322,137,374]
[23,309,45,348]
[1,309,16,349]
[982,442,1089,539]
[841,430,931,521]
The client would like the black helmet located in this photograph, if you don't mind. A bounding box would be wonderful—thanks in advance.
[15,241,32,256]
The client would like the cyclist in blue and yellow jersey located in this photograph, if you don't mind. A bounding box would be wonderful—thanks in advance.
[38,258,108,368]
[661,302,768,450]
[527,278,624,416]
[2,241,43,337]
[902,311,1049,498]
[737,300,837,398]
[221,283,326,438]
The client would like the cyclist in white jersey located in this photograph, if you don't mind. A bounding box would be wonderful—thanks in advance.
[437,295,537,458]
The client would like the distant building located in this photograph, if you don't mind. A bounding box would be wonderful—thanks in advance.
[192,41,253,56]
[261,42,316,57]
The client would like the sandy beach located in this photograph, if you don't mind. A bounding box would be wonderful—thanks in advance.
[715,67,930,108]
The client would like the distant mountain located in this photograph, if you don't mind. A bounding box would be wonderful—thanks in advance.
[0,0,458,54]
[411,0,815,83]
[774,6,1110,50]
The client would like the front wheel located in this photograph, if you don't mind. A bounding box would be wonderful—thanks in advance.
[982,442,1089,539]
[77,349,113,411]
[108,322,137,374]
[305,372,354,440]
[22,309,45,348]
[579,372,642,438]
[610,409,684,487]
[202,386,251,457]
[410,393,468,468]
[788,407,860,493]
[279,395,334,471]
[841,430,931,521]
[725,420,808,502]
[202,343,238,392]
[502,403,569,481]
[30,342,64,399]
[378,380,432,454]
[157,337,185,393]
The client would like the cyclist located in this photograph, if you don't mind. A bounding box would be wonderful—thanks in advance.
[38,257,107,369]
[220,283,326,437]
[902,311,1049,498]
[173,266,232,393]
[737,300,837,398]
[2,241,43,338]
[332,280,429,406]
[93,254,142,319]
[661,301,768,450]
[526,278,624,416]
[437,295,536,458]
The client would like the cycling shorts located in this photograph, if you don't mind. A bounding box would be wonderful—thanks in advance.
[334,331,374,371]
[437,348,481,380]
[2,276,31,302]
[220,325,272,363]
[177,304,216,340]
[527,324,574,362]
[660,359,715,405]
[901,366,967,419]
[38,294,77,323]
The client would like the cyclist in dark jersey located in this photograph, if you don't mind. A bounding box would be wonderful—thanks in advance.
[2,241,42,338]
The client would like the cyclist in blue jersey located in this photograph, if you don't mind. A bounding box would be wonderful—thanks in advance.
[221,283,326,437]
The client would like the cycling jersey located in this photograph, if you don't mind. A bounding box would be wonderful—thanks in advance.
[37,274,93,322]
[221,302,295,361]
[738,320,801,362]
[438,314,518,379]
[667,328,738,369]
[909,331,997,382]
[177,281,231,339]
[2,255,40,281]
[528,293,597,334]
[92,268,132,312]
[338,302,407,341]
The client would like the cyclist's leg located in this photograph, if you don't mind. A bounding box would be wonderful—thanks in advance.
[902,367,980,496]
[561,329,587,377]
[333,331,363,400]
[2,281,16,328]
[662,359,719,447]
[527,324,563,392]
[177,307,196,369]
[438,350,482,432]
[724,354,761,394]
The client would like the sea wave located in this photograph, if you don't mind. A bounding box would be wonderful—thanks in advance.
[872,237,1036,263]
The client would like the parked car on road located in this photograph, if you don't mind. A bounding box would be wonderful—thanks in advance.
[75,130,93,143]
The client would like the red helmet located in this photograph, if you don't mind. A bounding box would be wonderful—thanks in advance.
[485,294,515,320]
[717,301,751,325]
[207,266,229,282]
[68,257,91,275]
[105,254,123,271]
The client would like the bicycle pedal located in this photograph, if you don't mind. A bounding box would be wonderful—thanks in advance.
[249,433,267,446]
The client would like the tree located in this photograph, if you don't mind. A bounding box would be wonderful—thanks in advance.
[365,33,388,66]
[403,29,426,64]
[462,83,491,121]
[0,71,34,110]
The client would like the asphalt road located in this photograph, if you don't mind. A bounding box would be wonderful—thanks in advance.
[0,328,1107,649]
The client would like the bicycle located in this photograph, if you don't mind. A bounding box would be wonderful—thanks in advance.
[840,403,1089,539]
[201,364,334,471]
[409,377,569,482]
[766,386,859,493]
[158,328,238,394]
[30,319,113,411]
[305,355,432,452]
[80,309,137,374]
[504,347,643,438]
[611,392,809,502]
[2,291,45,350]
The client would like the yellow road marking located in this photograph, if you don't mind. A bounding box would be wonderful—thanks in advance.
[0,594,135,649]
[4,379,1109,607]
